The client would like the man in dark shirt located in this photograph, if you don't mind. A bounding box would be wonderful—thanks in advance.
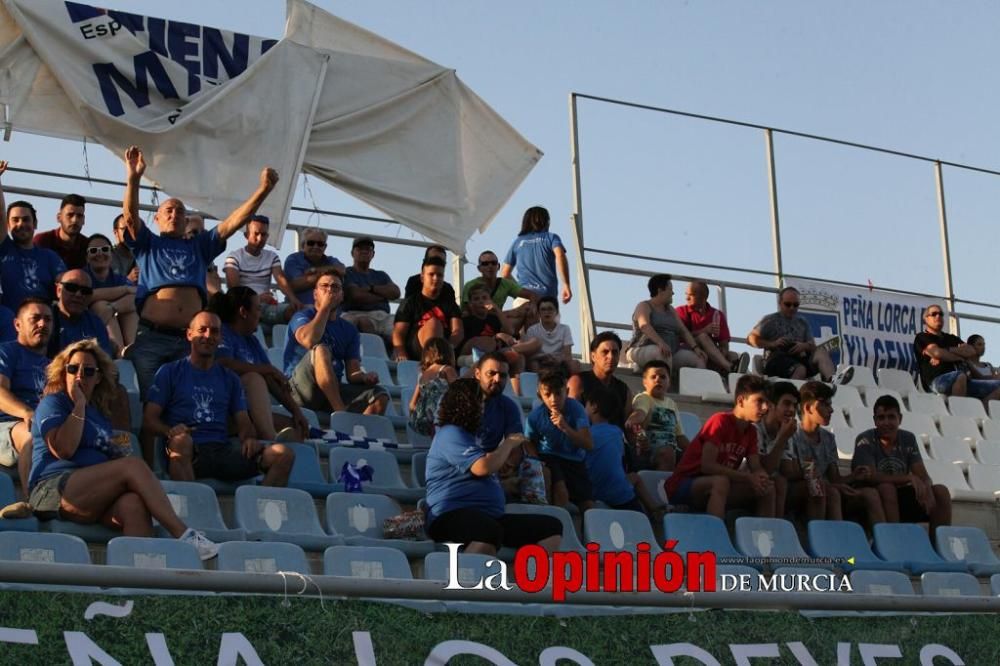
[404,245,456,303]
[914,304,1000,400]
[392,256,462,361]
[34,193,89,269]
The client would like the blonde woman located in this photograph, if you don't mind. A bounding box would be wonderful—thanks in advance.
[27,339,218,559]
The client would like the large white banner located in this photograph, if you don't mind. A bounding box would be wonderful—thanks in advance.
[0,0,541,251]
[787,278,941,377]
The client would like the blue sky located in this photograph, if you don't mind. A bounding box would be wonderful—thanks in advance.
[5,1,1000,358]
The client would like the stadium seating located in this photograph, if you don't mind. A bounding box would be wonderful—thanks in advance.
[991,574,1000,596]
[43,520,120,543]
[832,385,865,413]
[974,439,1000,465]
[324,545,414,579]
[926,436,978,468]
[106,536,203,569]
[423,551,543,616]
[727,372,745,394]
[948,396,989,424]
[0,531,89,564]
[399,385,414,419]
[807,520,904,572]
[843,405,870,429]
[584,508,660,553]
[328,412,396,442]
[980,419,1000,440]
[271,324,288,351]
[662,513,750,567]
[325,492,435,557]
[159,480,246,542]
[839,365,877,389]
[285,442,341,497]
[967,464,1000,498]
[327,449,423,503]
[679,411,701,438]
[872,524,967,574]
[679,368,730,402]
[636,470,671,510]
[989,400,1000,421]
[920,459,983,502]
[216,541,311,575]
[876,368,918,399]
[920,571,982,597]
[233,486,342,551]
[937,415,982,441]
[829,409,851,431]
[267,347,283,370]
[850,569,915,595]
[410,452,427,488]
[734,517,829,571]
[360,356,402,397]
[505,503,585,553]
[934,526,1000,576]
[900,411,940,442]
[863,387,903,409]
[395,360,420,388]
[0,474,37,532]
[359,332,390,360]
[519,372,540,400]
[271,405,321,429]
[831,426,863,461]
[906,393,949,421]
[114,358,140,393]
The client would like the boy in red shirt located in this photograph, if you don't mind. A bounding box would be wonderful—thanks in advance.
[664,375,775,518]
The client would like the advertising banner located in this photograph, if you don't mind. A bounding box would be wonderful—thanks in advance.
[787,279,939,377]
[0,591,996,664]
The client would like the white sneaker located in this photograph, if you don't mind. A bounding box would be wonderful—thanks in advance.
[179,528,219,561]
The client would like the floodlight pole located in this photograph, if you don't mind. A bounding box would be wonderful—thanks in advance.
[569,93,596,353]
[764,128,783,289]
[934,161,958,335]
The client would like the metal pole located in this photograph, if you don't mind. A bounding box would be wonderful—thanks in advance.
[569,94,596,354]
[452,254,465,305]
[934,161,958,335]
[764,129,783,289]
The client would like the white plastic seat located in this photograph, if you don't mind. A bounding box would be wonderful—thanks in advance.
[727,372,746,393]
[967,464,1000,498]
[832,385,865,412]
[907,393,949,420]
[828,409,850,431]
[877,368,918,399]
[678,368,730,402]
[920,571,983,597]
[937,414,982,441]
[900,412,940,443]
[850,570,915,596]
[842,406,870,430]
[863,387,903,409]
[921,459,987,502]
[839,365,877,389]
[981,419,1000,441]
[974,439,1000,465]
[831,427,863,461]
[947,396,988,423]
[926,436,977,468]
[989,400,1000,420]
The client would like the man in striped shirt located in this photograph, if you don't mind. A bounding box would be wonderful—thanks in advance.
[223,215,303,324]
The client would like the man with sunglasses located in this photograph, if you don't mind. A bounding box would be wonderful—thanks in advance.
[748,287,838,382]
[33,193,89,269]
[284,229,345,306]
[461,249,538,333]
[224,215,303,325]
[914,305,1000,400]
[119,146,279,398]
[49,270,115,359]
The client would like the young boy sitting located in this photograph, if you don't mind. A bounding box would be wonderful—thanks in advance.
[525,368,594,510]
[663,375,775,518]
[781,381,885,525]
[585,385,644,512]
[754,381,799,518]
[625,360,689,471]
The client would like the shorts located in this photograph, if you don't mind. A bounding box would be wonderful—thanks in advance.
[540,454,593,504]
[192,441,262,481]
[427,506,562,550]
[341,310,394,338]
[667,476,695,506]
[289,346,389,413]
[0,420,19,467]
[930,370,1000,399]
[764,351,817,379]
[260,302,293,326]
[29,471,74,520]
[626,345,701,371]
[895,485,931,523]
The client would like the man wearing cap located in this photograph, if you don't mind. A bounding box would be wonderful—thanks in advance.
[342,237,400,344]
[224,214,302,325]
[284,229,345,306]
[119,146,279,399]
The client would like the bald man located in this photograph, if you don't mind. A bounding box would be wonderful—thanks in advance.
[120,146,279,397]
[145,311,293,486]
[283,228,345,305]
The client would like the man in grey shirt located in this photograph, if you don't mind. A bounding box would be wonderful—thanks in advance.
[748,287,838,381]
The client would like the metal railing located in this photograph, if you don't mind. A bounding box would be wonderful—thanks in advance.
[568,93,1000,350]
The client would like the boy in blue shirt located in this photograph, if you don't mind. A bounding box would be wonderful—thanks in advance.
[585,385,643,512]
[525,368,593,509]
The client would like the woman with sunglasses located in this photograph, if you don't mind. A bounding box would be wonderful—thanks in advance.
[27,339,218,559]
[84,233,138,352]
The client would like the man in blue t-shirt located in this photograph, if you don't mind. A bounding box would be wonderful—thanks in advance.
[0,190,67,310]
[0,298,53,496]
[118,146,279,398]
[144,311,293,485]
[341,237,400,344]
[284,272,389,416]
[584,386,643,512]
[474,351,524,451]
[49,269,115,358]
[283,229,345,306]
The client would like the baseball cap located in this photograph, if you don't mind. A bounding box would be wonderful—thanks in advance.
[352,236,375,249]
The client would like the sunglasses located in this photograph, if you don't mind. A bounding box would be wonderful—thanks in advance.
[927,311,943,318]
[87,246,112,256]
[60,282,94,296]
[782,302,800,308]
[305,240,327,248]
[65,364,99,378]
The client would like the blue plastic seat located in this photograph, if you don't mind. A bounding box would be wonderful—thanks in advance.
[991,574,1000,596]
[233,486,342,551]
[735,517,830,570]
[935,526,1000,576]
[920,571,983,597]
[0,474,37,532]
[327,449,423,503]
[850,569,915,595]
[326,492,435,558]
[216,541,311,575]
[361,356,401,397]
[872,524,967,575]
[505,503,585,553]
[359,332,391,361]
[114,359,140,393]
[636,470,671,509]
[395,360,420,389]
[285,442,341,497]
[679,411,702,438]
[663,513,749,567]
[808,520,904,572]
[271,405,321,429]
[270,324,288,351]
[405,424,432,449]
[267,347,284,370]
[158,480,246,542]
[411,452,427,488]
[583,508,660,553]
[324,545,414,579]
[106,536,203,569]
[328,412,397,441]
[519,372,539,400]
[0,531,89,564]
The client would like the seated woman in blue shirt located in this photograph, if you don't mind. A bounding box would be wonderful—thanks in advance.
[424,377,562,555]
[27,338,218,559]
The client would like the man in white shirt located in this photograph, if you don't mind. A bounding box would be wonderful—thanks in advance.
[224,215,302,324]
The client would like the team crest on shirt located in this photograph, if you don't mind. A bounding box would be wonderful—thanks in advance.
[22,260,39,291]
[192,387,215,423]
[162,249,195,279]
[33,366,46,393]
